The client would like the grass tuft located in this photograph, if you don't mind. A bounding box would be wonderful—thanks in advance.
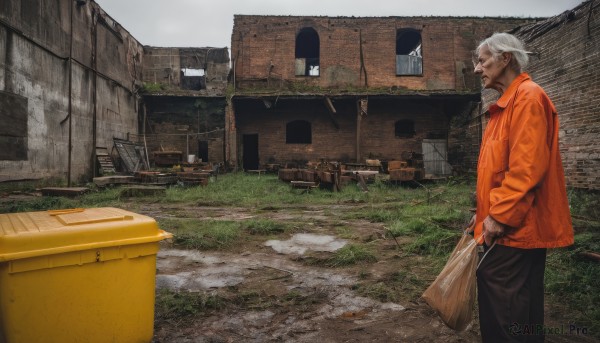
[158,218,241,250]
[155,289,226,321]
[243,218,287,235]
[327,244,377,267]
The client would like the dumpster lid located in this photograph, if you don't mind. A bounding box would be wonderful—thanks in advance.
[0,207,171,262]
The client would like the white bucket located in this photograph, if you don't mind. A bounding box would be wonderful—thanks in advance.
[187,154,196,163]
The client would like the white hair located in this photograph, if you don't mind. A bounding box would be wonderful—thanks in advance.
[477,33,530,72]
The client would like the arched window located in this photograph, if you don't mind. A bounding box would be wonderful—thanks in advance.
[396,29,422,76]
[395,119,415,138]
[286,120,312,144]
[295,28,320,77]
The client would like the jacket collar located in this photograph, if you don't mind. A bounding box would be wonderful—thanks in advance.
[489,73,530,113]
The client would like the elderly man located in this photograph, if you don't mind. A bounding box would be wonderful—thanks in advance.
[472,33,574,342]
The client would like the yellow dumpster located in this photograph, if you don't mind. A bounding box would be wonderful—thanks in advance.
[0,207,172,343]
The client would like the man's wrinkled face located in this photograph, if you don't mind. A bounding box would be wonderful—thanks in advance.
[474,45,505,90]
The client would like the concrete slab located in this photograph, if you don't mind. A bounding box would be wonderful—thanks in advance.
[93,175,134,187]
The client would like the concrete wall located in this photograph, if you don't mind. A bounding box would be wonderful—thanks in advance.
[0,0,143,183]
[511,1,600,190]
[231,16,537,91]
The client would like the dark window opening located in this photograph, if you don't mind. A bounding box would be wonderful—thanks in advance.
[0,91,28,160]
[180,68,206,90]
[395,120,415,138]
[243,134,259,170]
[197,140,209,162]
[295,28,320,77]
[396,29,422,76]
[286,120,312,144]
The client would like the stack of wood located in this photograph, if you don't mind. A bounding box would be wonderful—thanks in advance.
[389,151,425,181]
[176,172,210,186]
[278,161,343,190]
[278,168,301,182]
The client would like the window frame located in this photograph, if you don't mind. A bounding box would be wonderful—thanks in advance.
[395,28,423,76]
[286,120,312,144]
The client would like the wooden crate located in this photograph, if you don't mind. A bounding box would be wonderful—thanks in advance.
[387,160,408,170]
[301,170,318,182]
[389,168,416,181]
[278,169,299,182]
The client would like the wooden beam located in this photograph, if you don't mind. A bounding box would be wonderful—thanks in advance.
[324,96,336,114]
[356,100,361,161]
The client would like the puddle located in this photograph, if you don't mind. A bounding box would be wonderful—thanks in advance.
[156,265,246,290]
[156,249,248,290]
[154,248,413,342]
[265,233,347,255]
[156,247,355,293]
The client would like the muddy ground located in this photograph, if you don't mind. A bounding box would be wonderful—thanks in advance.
[115,202,594,343]
[0,188,594,343]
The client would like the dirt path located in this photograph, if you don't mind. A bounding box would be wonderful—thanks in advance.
[1,192,593,342]
[127,203,481,342]
[128,201,596,343]
[152,246,480,342]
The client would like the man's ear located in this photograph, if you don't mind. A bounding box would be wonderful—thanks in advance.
[502,52,512,66]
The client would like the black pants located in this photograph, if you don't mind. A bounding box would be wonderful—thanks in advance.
[477,244,547,343]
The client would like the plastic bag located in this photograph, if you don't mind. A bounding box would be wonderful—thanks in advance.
[422,232,479,331]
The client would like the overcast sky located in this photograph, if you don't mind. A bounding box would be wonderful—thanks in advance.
[94,0,585,48]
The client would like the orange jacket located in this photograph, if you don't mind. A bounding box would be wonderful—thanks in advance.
[475,73,574,249]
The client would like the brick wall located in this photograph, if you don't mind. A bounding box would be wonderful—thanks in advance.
[142,46,229,95]
[512,1,600,190]
[229,15,537,171]
[235,98,356,165]
[231,16,536,91]
[234,97,450,167]
[142,96,226,165]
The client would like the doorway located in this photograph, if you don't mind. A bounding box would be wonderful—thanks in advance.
[422,139,452,177]
[242,134,259,170]
[197,140,208,163]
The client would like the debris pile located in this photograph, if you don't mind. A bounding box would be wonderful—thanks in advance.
[388,151,425,182]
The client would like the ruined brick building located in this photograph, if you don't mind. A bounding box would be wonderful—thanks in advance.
[228,15,535,176]
[141,47,229,165]
[1,0,598,189]
[0,0,229,183]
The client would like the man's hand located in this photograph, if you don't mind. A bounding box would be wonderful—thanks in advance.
[482,215,505,246]
[467,214,476,234]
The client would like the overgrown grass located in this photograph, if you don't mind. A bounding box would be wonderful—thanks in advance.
[242,218,288,235]
[326,244,377,267]
[163,173,472,208]
[155,287,329,325]
[0,178,66,192]
[538,188,600,337]
[0,187,123,213]
[568,188,600,220]
[387,218,461,257]
[158,218,241,250]
[155,289,226,322]
[2,173,597,338]
[354,270,429,303]
[544,225,600,336]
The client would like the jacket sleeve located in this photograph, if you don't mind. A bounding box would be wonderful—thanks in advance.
[489,87,550,228]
